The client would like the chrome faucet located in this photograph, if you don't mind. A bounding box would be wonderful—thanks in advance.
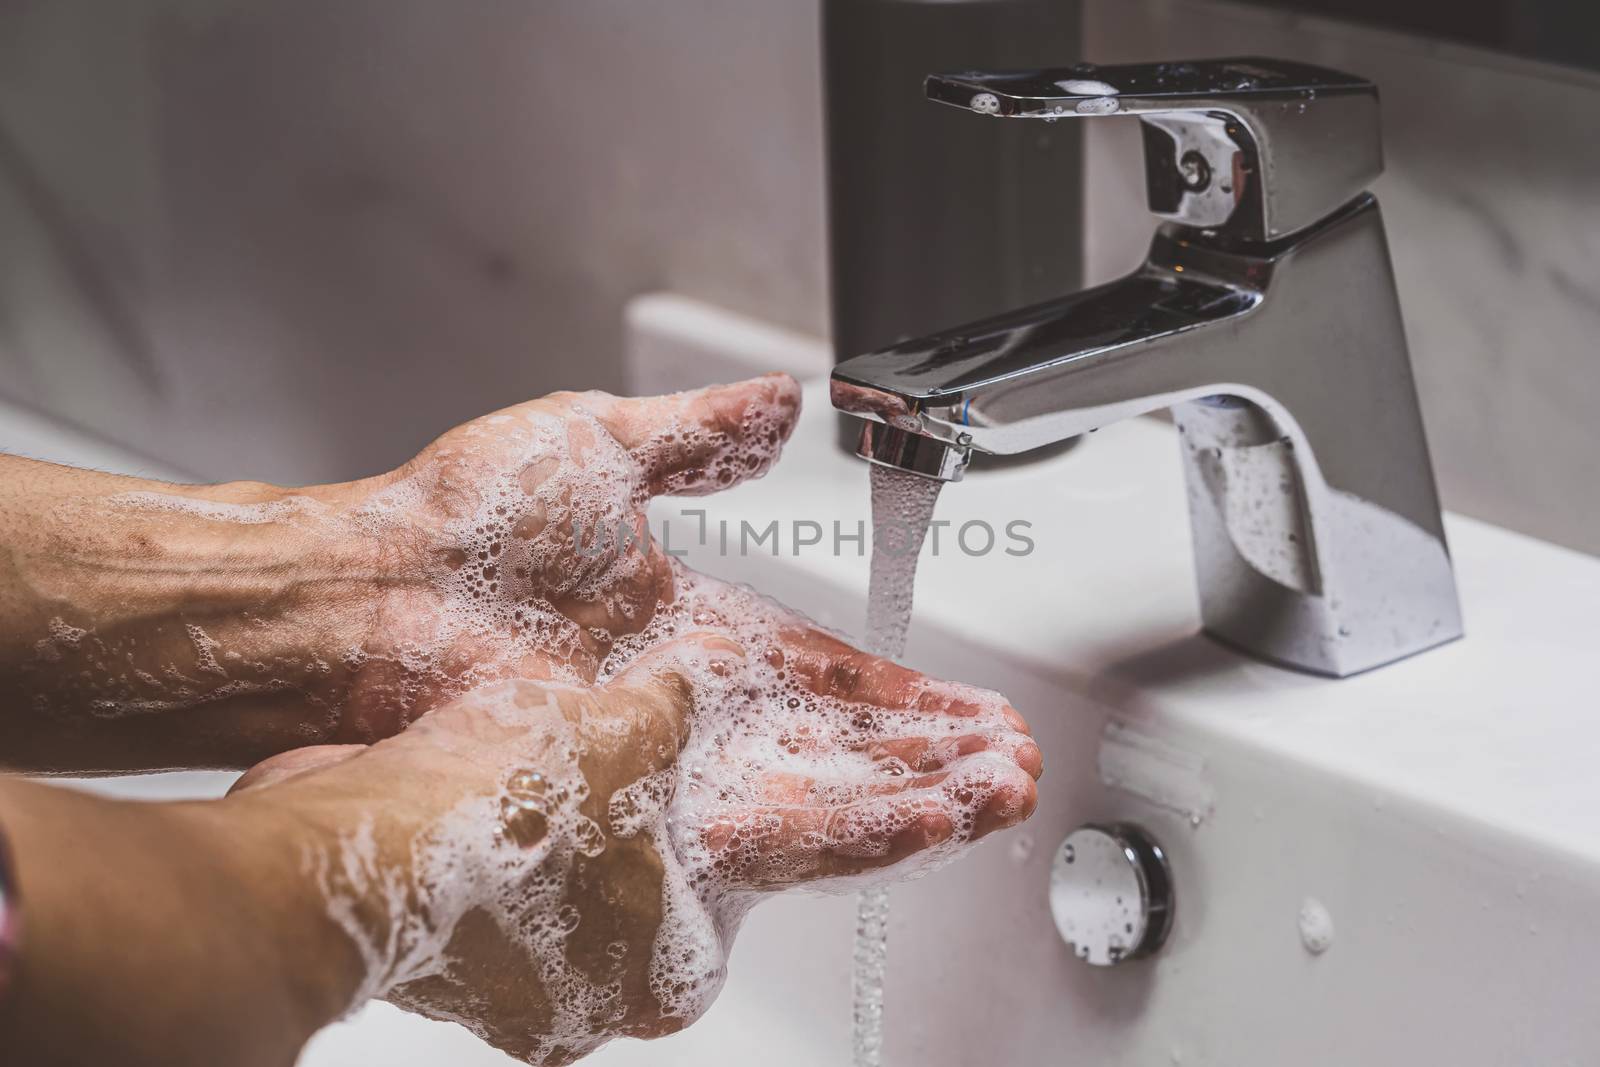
[830,57,1463,677]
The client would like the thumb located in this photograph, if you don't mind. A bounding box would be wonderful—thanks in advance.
[229,744,367,795]
[603,633,747,742]
[591,373,802,499]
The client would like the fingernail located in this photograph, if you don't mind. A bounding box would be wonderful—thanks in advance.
[923,812,955,846]
[698,635,746,660]
[1016,740,1045,779]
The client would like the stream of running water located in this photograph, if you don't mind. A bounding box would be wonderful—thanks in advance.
[852,463,944,1067]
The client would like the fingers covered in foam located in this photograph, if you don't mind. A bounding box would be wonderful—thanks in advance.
[777,625,1027,723]
[773,624,1039,773]
[691,751,1036,890]
[590,374,801,498]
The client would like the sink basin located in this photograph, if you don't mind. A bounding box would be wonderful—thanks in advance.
[12,375,1597,1065]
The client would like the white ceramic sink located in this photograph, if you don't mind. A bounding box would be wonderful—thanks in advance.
[11,348,1600,1064]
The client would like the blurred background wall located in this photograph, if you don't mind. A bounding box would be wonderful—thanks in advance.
[0,0,1596,553]
[0,0,827,485]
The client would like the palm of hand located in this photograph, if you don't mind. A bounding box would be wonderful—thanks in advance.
[250,624,1035,1065]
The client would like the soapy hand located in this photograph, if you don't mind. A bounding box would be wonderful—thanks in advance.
[232,633,1039,1064]
[333,373,801,735]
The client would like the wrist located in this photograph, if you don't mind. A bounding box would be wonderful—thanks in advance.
[0,778,362,1067]
[0,458,395,770]
[181,789,372,1033]
[162,474,412,749]
[218,746,454,1011]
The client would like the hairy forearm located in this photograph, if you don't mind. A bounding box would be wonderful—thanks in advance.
[0,778,364,1067]
[0,455,387,772]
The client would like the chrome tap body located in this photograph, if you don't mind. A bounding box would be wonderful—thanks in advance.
[831,58,1463,676]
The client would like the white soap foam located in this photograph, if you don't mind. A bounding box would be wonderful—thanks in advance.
[107,490,326,525]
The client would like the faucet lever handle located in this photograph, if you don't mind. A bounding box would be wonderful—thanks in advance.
[926,57,1381,241]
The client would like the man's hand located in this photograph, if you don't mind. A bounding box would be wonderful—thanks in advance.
[0,374,778,769]
[229,635,1040,1064]
[332,373,804,734]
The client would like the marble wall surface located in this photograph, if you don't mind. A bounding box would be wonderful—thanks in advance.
[1,1,1595,554]
[1082,0,1600,555]
[0,0,827,486]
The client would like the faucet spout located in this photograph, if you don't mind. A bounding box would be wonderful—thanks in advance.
[830,214,1266,458]
[854,422,970,482]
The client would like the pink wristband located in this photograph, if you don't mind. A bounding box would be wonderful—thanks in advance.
[0,825,16,1001]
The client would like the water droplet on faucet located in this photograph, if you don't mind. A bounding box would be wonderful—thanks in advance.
[969,92,1001,115]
